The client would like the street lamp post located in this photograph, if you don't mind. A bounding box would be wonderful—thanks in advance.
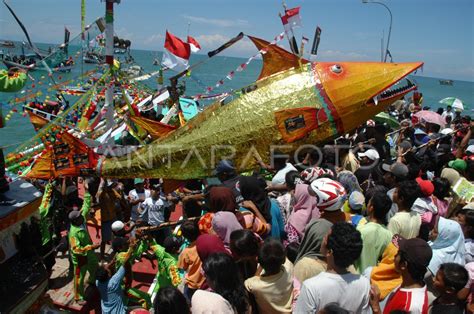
[362,0,393,63]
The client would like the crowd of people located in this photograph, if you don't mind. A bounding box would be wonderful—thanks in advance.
[27,100,474,314]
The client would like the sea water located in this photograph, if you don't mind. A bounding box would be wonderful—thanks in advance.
[1,46,473,152]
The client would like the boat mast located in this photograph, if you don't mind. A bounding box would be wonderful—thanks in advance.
[81,0,85,79]
[103,0,119,130]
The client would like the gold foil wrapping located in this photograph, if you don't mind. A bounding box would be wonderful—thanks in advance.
[101,57,423,179]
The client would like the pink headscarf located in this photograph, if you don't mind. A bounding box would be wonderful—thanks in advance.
[287,184,320,236]
[212,212,243,245]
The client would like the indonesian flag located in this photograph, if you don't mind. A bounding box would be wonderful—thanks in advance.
[187,35,201,53]
[162,31,191,72]
[280,6,302,33]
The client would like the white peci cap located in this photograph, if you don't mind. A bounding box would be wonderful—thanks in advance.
[111,220,125,232]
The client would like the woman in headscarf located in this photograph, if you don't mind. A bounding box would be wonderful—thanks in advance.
[337,170,363,195]
[212,211,243,247]
[366,241,402,301]
[285,184,320,245]
[195,234,229,263]
[428,217,466,276]
[209,186,237,212]
[240,175,285,240]
[276,170,301,224]
[293,219,333,283]
[198,187,237,235]
[195,234,231,291]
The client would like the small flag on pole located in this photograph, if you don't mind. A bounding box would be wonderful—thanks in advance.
[187,35,201,53]
[162,31,191,72]
[311,26,322,56]
[281,6,302,32]
[280,6,301,55]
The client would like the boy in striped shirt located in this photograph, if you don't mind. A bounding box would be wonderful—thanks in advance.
[370,235,433,314]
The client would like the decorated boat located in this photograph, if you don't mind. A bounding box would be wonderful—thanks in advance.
[0,38,48,314]
[0,180,48,314]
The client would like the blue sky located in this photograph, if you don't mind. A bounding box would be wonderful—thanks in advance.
[1,0,473,81]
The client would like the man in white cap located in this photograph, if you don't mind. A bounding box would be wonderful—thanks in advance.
[128,178,150,224]
[355,149,381,190]
[111,220,135,238]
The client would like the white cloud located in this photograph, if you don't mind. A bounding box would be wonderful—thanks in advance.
[194,34,229,46]
[412,48,457,56]
[181,14,250,28]
[429,65,474,78]
[115,27,134,41]
[318,50,370,60]
[144,34,164,45]
[195,34,257,55]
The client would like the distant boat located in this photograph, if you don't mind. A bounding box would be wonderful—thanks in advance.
[0,40,15,48]
[439,79,454,86]
[3,57,74,73]
[83,51,104,64]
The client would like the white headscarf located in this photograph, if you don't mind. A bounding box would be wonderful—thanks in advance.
[428,217,466,275]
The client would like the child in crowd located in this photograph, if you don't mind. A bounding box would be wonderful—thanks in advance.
[286,242,300,264]
[154,287,190,314]
[431,177,451,218]
[317,303,350,314]
[431,262,469,313]
[412,177,438,224]
[245,238,293,314]
[370,236,433,314]
[455,204,474,263]
[154,286,190,314]
[230,229,261,280]
[177,220,204,302]
[343,190,367,227]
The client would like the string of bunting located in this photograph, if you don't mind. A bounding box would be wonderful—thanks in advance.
[192,31,286,100]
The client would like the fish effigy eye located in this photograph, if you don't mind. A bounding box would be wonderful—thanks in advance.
[330,64,343,74]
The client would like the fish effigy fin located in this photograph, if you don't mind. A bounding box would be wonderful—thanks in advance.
[247,35,309,81]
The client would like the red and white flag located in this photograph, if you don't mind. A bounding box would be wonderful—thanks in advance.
[280,6,302,33]
[162,31,191,72]
[187,35,201,53]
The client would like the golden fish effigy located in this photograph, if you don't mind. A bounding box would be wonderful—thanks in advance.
[96,36,422,179]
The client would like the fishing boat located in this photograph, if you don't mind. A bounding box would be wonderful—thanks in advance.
[1,28,74,73]
[0,40,15,48]
[113,36,131,55]
[123,65,143,77]
[83,51,104,64]
[439,79,454,86]
[1,53,37,70]
[3,58,74,73]
[23,104,60,131]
